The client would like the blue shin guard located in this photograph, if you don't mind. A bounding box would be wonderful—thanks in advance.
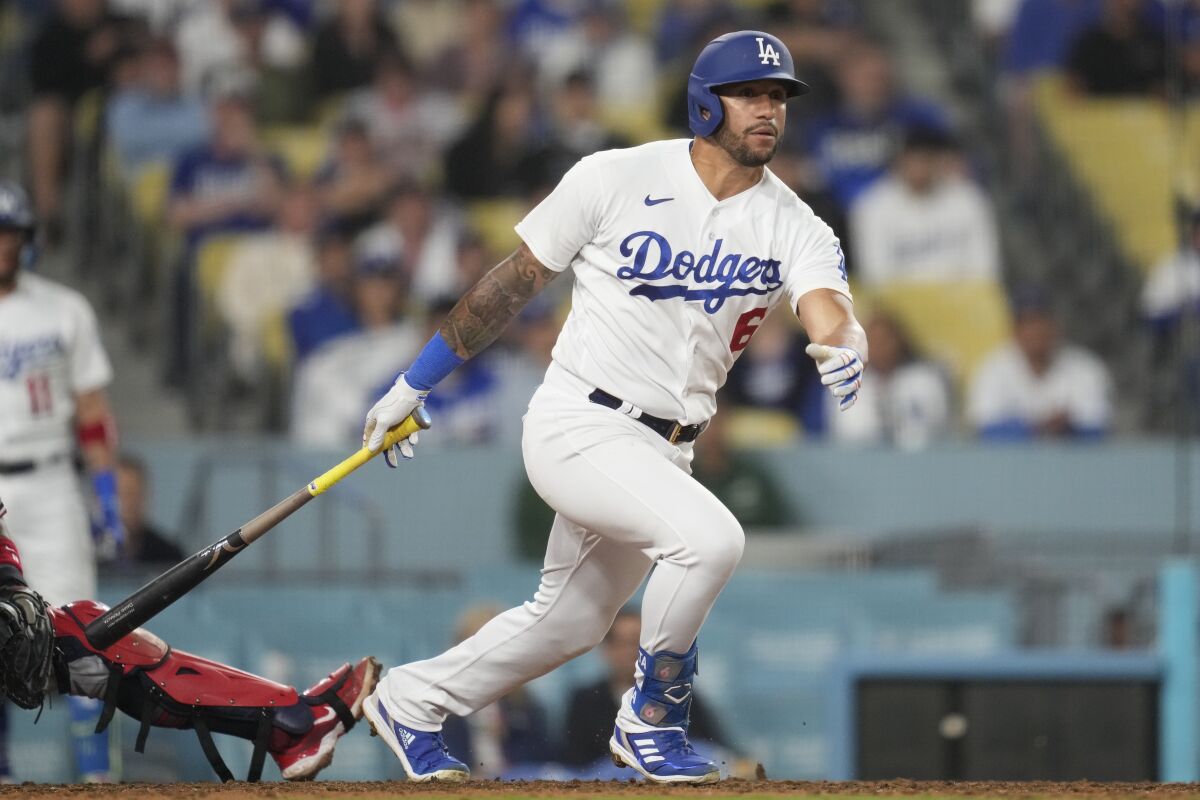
[609,643,719,783]
[68,696,111,782]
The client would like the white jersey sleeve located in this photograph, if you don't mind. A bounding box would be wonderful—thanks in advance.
[66,291,113,394]
[782,206,851,310]
[514,156,605,272]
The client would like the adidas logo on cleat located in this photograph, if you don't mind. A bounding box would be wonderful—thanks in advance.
[397,727,415,749]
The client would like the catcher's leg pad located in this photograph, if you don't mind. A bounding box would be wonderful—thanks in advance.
[51,600,310,782]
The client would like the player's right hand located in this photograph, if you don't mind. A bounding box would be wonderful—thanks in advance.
[363,373,428,460]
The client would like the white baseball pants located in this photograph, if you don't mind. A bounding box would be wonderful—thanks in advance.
[377,363,744,731]
[0,461,97,605]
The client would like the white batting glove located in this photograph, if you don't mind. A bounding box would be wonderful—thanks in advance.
[363,374,428,466]
[806,343,865,412]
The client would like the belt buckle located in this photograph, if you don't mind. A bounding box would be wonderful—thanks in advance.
[667,422,683,444]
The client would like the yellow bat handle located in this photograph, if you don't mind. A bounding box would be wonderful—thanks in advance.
[306,407,432,496]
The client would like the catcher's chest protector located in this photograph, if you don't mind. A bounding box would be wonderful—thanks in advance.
[52,601,309,782]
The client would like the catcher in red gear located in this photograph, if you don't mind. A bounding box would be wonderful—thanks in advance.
[0,498,380,782]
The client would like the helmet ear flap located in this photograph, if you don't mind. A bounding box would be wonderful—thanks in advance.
[687,79,723,138]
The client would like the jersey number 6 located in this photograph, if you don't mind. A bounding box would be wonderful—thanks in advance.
[729,308,768,353]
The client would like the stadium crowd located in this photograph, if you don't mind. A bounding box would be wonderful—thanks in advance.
[5,0,1198,450]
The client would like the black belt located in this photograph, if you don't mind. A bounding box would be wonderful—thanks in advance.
[588,388,707,444]
[0,453,70,475]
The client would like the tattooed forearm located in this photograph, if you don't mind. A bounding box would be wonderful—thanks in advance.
[440,243,559,359]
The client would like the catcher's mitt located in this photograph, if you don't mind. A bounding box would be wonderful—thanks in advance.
[0,584,53,709]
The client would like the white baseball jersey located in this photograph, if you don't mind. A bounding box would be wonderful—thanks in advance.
[0,273,113,462]
[515,139,851,424]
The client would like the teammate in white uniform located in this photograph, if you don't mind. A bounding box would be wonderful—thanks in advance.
[0,180,123,781]
[358,31,868,784]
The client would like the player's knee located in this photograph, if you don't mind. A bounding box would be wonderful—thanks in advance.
[691,520,745,578]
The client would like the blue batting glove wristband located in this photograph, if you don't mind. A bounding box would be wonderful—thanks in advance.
[405,333,465,391]
[91,469,123,548]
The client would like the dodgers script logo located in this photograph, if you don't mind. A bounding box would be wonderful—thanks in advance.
[0,335,64,379]
[616,230,783,313]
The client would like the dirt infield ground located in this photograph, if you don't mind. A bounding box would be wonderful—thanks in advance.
[3,781,1200,800]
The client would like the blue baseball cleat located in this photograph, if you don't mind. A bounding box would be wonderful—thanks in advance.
[609,725,720,784]
[362,692,469,782]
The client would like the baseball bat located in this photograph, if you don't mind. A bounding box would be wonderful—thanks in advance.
[83,408,432,650]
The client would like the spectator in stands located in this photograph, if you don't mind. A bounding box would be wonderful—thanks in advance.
[345,53,465,183]
[969,288,1114,440]
[426,0,508,102]
[315,117,393,235]
[166,84,286,383]
[1066,0,1166,95]
[1141,210,1200,428]
[764,0,859,115]
[850,127,1001,287]
[1001,0,1102,76]
[538,3,656,113]
[828,311,954,448]
[167,86,286,249]
[441,604,556,778]
[522,70,629,196]
[1141,209,1200,335]
[216,182,320,380]
[973,0,1025,51]
[998,0,1104,185]
[562,607,732,770]
[287,227,359,361]
[290,236,418,446]
[357,181,463,306]
[111,454,185,567]
[174,0,307,96]
[723,311,825,436]
[444,77,543,199]
[106,38,209,179]
[799,37,950,210]
[28,0,139,238]
[653,0,737,67]
[507,0,583,59]
[311,0,401,101]
[691,405,794,528]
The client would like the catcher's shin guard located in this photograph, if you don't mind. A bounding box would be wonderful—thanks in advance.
[51,601,312,782]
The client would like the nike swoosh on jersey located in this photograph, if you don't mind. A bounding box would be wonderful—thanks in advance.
[643,195,674,206]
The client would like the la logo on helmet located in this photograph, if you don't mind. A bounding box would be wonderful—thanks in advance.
[756,37,781,66]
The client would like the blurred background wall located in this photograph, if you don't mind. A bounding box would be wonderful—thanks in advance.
[0,0,1199,785]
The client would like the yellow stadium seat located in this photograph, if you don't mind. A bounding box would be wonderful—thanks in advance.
[130,162,172,226]
[726,407,801,447]
[1033,75,1200,272]
[466,199,526,256]
[263,125,328,180]
[261,310,293,371]
[196,235,251,320]
[73,88,106,145]
[857,280,1012,389]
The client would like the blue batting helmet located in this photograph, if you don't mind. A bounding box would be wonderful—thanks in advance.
[0,180,37,268]
[687,30,809,138]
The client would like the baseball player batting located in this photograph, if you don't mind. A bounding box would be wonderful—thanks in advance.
[0,179,123,780]
[359,30,867,784]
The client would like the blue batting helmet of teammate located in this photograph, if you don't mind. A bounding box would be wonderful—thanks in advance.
[687,30,809,138]
[0,180,37,267]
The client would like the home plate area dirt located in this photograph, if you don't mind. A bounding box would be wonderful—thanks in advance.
[4,780,1200,800]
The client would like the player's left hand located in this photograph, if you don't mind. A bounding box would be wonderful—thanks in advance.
[806,343,864,412]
